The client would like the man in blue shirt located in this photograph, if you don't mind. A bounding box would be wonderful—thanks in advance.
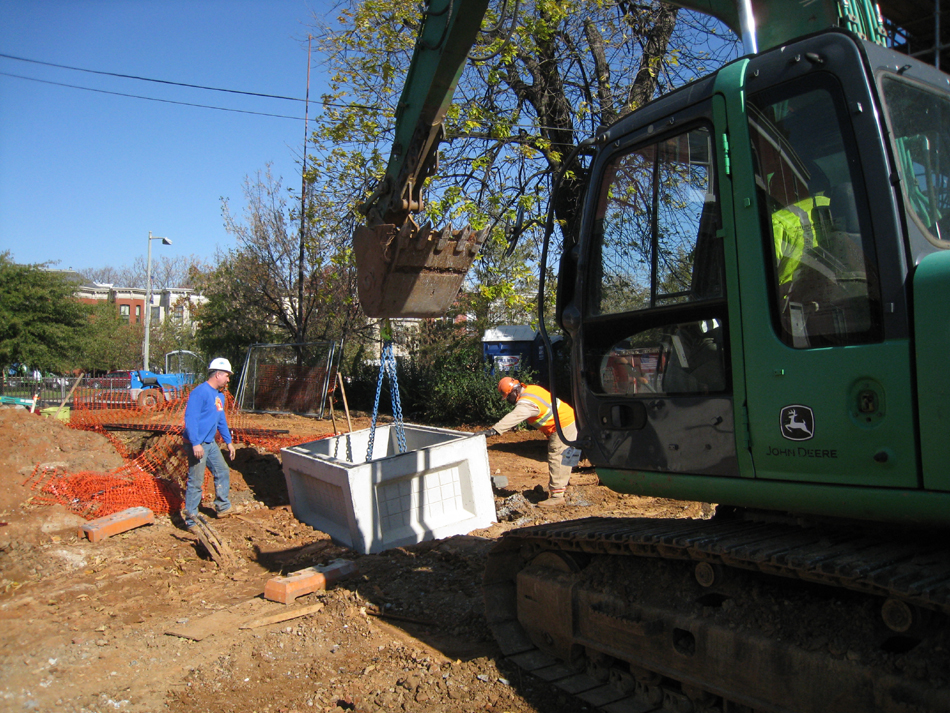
[182,357,236,530]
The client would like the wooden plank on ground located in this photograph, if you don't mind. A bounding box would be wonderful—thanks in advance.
[239,602,325,629]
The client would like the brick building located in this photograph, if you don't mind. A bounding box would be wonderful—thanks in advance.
[74,283,206,326]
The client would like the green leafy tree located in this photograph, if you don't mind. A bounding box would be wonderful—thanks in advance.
[190,258,281,373]
[341,319,501,422]
[306,0,737,330]
[76,301,142,372]
[0,253,87,373]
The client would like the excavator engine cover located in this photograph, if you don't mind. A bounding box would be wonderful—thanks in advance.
[354,220,488,318]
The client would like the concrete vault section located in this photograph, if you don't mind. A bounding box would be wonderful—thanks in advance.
[281,424,496,554]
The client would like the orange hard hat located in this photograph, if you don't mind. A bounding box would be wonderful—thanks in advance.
[498,376,521,396]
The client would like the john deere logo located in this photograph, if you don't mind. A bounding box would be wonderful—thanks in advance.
[781,405,815,441]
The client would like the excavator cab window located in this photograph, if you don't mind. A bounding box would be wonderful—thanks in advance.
[585,122,728,396]
[588,125,723,316]
[748,75,883,348]
[880,75,950,247]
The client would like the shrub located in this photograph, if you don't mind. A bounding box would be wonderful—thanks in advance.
[341,326,536,427]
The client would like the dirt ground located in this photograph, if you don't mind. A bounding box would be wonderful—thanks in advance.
[0,404,708,713]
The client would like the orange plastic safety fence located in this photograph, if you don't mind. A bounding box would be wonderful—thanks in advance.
[24,384,334,520]
[25,464,184,520]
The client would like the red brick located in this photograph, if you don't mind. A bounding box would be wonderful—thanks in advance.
[78,507,154,542]
[264,559,358,604]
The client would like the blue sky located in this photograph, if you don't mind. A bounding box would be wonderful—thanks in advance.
[0,0,336,274]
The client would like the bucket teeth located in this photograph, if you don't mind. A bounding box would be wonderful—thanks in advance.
[396,219,415,244]
[471,227,488,255]
[434,224,453,252]
[455,226,472,254]
[417,221,433,248]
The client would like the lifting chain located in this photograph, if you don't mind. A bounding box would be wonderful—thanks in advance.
[366,340,407,462]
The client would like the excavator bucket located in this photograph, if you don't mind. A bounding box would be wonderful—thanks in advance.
[353,220,488,318]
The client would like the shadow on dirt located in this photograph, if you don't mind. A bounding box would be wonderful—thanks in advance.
[232,447,289,507]
[488,438,547,460]
[323,536,586,712]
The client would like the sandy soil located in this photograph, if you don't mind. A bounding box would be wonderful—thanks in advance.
[0,404,705,713]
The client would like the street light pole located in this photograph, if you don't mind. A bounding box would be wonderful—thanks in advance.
[144,231,172,371]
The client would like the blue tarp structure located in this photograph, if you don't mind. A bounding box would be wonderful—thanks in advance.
[482,325,535,373]
[482,325,563,382]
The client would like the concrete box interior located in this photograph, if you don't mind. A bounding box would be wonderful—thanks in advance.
[281,424,496,554]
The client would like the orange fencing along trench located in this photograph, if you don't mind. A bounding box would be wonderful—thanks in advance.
[25,385,333,520]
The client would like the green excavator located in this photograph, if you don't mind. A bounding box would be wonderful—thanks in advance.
[355,0,950,709]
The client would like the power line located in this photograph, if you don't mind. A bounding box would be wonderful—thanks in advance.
[0,52,380,113]
[0,53,595,134]
[0,71,304,120]
[0,51,305,103]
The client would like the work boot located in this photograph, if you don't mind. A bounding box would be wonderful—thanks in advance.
[537,495,566,508]
[216,506,234,519]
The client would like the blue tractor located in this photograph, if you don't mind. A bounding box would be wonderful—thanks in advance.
[129,369,194,409]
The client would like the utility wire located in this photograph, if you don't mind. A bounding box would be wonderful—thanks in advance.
[0,52,379,112]
[0,52,598,134]
[0,51,304,102]
[0,71,304,120]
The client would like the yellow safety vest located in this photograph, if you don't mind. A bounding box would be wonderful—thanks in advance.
[772,195,831,284]
[519,385,576,436]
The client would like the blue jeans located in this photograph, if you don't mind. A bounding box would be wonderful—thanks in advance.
[183,442,231,526]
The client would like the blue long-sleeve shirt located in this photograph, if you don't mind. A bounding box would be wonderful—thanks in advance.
[183,381,232,445]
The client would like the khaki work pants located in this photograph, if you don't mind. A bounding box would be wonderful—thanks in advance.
[547,421,578,496]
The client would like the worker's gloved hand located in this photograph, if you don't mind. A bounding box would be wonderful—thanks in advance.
[474,428,498,438]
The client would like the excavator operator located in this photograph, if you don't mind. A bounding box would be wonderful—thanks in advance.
[773,193,833,289]
[476,377,579,507]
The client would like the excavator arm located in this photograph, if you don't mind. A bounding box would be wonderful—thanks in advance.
[359,0,491,229]
[353,0,887,319]
[353,0,491,318]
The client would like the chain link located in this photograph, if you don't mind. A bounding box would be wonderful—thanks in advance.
[366,342,407,461]
[387,346,407,454]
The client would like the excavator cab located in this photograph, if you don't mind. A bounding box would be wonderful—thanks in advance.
[561,28,950,520]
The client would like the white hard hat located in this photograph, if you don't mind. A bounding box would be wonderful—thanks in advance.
[208,357,233,373]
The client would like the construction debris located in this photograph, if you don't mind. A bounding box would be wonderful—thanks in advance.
[188,513,237,569]
[78,506,154,542]
[263,559,358,604]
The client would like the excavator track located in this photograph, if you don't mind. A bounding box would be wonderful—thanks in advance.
[483,516,950,712]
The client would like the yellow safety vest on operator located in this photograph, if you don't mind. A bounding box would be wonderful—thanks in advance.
[772,194,831,285]
[519,385,576,437]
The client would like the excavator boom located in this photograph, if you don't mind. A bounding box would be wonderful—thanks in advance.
[353,0,490,318]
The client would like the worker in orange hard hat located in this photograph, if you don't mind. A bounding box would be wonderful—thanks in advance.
[476,377,580,507]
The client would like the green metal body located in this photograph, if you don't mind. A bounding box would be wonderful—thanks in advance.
[913,250,950,494]
[568,28,950,527]
[713,58,918,491]
[595,467,950,525]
